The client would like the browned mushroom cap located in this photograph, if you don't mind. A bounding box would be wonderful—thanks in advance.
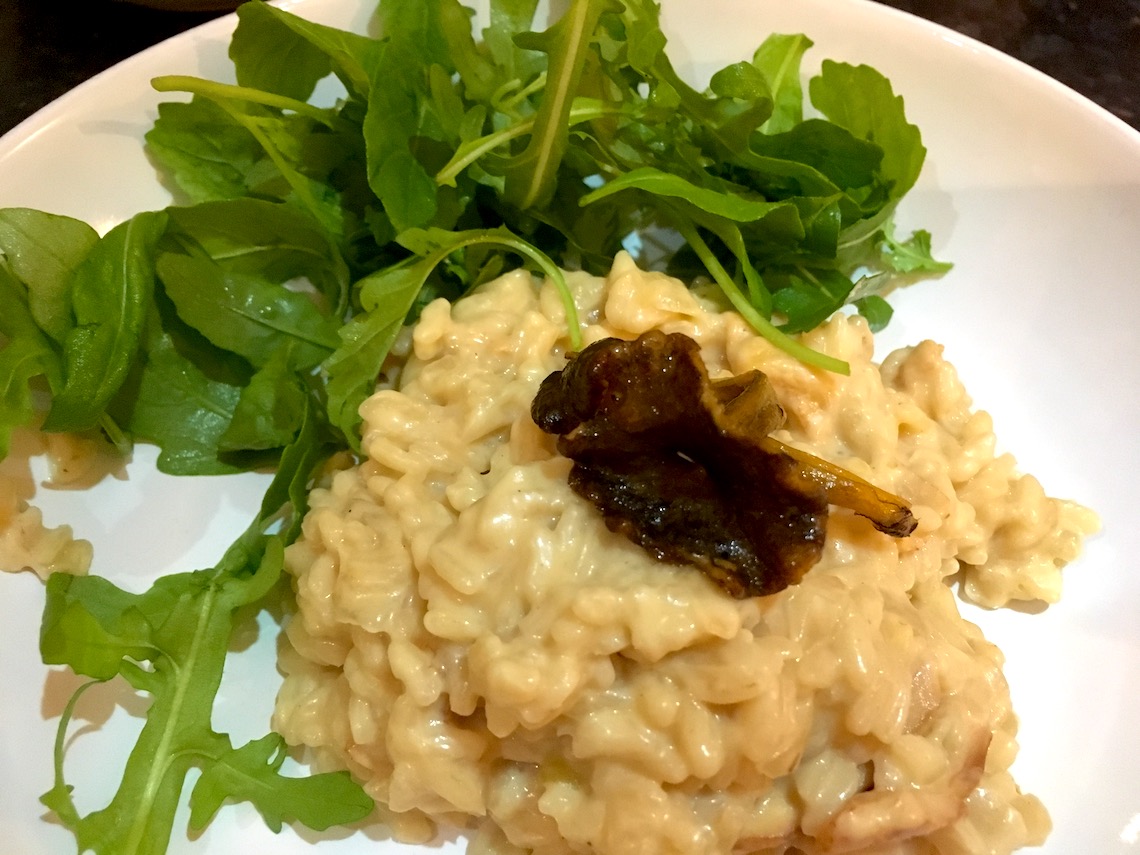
[531,331,916,598]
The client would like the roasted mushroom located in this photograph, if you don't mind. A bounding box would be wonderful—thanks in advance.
[531,331,916,598]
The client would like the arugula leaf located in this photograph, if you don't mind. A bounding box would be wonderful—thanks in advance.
[39,408,373,855]
[360,0,461,232]
[749,120,883,197]
[0,266,63,458]
[189,733,372,833]
[879,223,953,273]
[854,294,893,331]
[124,322,245,476]
[42,211,168,434]
[0,342,51,460]
[218,344,308,452]
[145,99,268,204]
[41,555,269,855]
[483,0,543,81]
[771,266,857,334]
[230,1,337,102]
[753,33,812,134]
[157,253,340,371]
[165,198,351,315]
[581,166,798,225]
[0,207,99,344]
[322,280,416,450]
[809,60,926,203]
[501,0,617,209]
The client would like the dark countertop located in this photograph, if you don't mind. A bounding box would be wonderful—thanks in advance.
[880,0,1139,127]
[0,0,1137,137]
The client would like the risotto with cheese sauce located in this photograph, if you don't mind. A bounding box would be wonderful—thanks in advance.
[273,253,1097,855]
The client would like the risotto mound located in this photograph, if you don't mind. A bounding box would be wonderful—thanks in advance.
[273,253,1096,855]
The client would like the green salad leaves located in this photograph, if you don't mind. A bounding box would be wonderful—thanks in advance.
[0,0,949,851]
[2,0,949,472]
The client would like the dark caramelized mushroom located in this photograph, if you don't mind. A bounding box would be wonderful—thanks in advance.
[531,331,916,598]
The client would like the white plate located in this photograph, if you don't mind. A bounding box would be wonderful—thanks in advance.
[2,0,1138,852]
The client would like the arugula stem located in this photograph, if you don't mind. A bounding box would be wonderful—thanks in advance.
[151,76,338,128]
[669,215,850,375]
[493,72,547,113]
[437,123,533,187]
[212,100,332,231]
[505,0,602,210]
[417,234,583,350]
[123,581,221,855]
[99,412,132,456]
[436,102,615,187]
[47,679,101,828]
[505,243,583,352]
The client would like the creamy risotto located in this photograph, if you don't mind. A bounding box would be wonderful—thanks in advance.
[0,428,93,579]
[273,253,1097,855]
